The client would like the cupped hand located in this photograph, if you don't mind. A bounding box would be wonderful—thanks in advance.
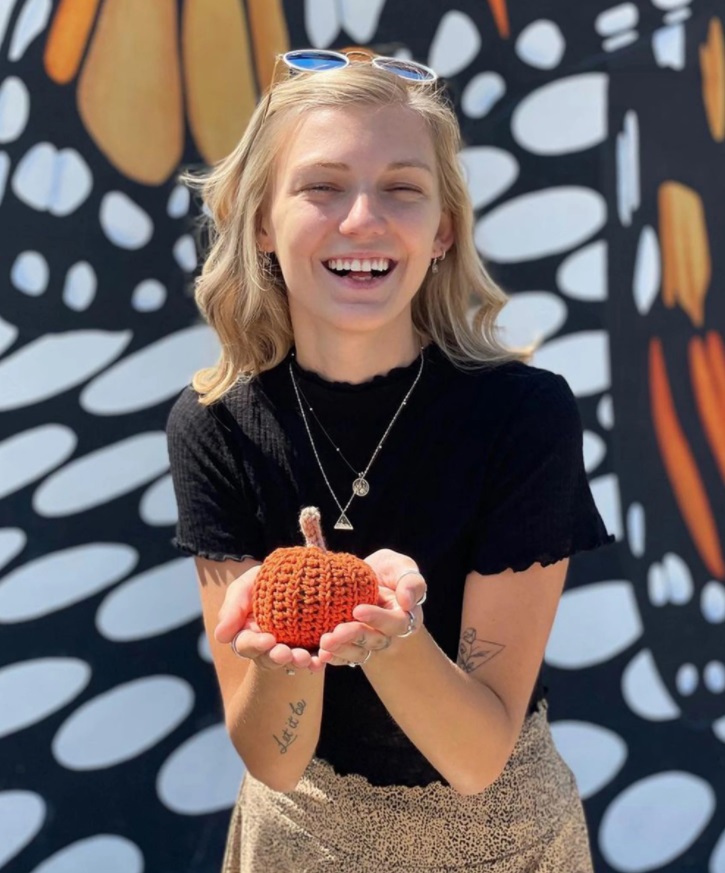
[214,564,326,674]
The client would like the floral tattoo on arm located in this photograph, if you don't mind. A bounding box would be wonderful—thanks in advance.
[457,628,505,674]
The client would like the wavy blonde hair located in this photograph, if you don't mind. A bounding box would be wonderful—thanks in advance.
[183,62,529,405]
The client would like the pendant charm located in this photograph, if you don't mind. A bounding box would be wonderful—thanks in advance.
[352,477,370,497]
[334,513,353,531]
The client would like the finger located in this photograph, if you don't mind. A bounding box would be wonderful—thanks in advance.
[215,566,260,642]
[395,572,426,612]
[230,629,277,658]
[352,603,422,638]
[318,622,381,652]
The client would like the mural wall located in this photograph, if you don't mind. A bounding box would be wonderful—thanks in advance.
[1,1,723,871]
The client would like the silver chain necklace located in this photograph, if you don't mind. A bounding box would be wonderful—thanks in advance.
[289,350,425,530]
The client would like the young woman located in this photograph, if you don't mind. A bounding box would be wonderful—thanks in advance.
[167,50,614,872]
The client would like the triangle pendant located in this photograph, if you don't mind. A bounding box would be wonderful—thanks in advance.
[334,513,353,530]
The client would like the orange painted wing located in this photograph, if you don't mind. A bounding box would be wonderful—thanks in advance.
[488,0,510,39]
[246,0,289,91]
[690,336,725,487]
[182,0,258,165]
[44,0,101,84]
[650,337,725,579]
[77,0,183,185]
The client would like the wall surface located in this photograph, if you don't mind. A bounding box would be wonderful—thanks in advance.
[1,1,724,871]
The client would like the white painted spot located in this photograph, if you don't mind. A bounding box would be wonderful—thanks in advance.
[0,527,25,572]
[476,187,607,263]
[515,20,565,69]
[598,394,615,429]
[595,4,639,36]
[33,432,170,517]
[0,791,45,868]
[495,291,567,349]
[711,828,725,873]
[428,11,480,77]
[459,146,519,210]
[0,150,10,205]
[29,835,144,873]
[0,544,137,622]
[62,262,97,311]
[651,0,690,10]
[96,557,201,642]
[617,111,640,226]
[590,474,623,541]
[0,312,17,355]
[12,143,92,215]
[704,662,725,694]
[0,424,76,500]
[550,721,627,799]
[664,8,691,25]
[198,630,212,663]
[663,552,693,604]
[10,251,48,295]
[81,325,220,414]
[603,30,638,52]
[0,76,29,142]
[676,663,698,696]
[339,0,386,44]
[304,0,338,48]
[0,1,20,54]
[626,503,645,558]
[173,234,197,272]
[557,240,607,301]
[532,330,610,396]
[100,192,153,249]
[715,716,725,743]
[546,581,642,669]
[633,226,660,315]
[157,723,244,814]
[600,772,715,871]
[167,184,190,218]
[652,24,686,70]
[702,581,725,623]
[647,561,668,607]
[52,676,194,770]
[139,473,177,526]
[583,430,606,474]
[622,649,681,720]
[131,278,167,312]
[513,74,607,155]
[0,658,91,739]
[0,330,132,411]
[461,72,505,119]
[8,0,51,61]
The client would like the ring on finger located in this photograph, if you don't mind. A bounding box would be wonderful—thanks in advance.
[416,591,427,606]
[347,649,372,668]
[285,666,296,676]
[230,630,246,659]
[396,610,417,639]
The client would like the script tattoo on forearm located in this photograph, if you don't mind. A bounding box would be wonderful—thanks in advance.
[457,628,505,674]
[273,699,307,754]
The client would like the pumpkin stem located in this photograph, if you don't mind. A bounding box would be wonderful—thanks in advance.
[299,506,327,551]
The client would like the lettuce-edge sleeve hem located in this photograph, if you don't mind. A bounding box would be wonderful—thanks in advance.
[171,537,260,563]
[470,532,615,576]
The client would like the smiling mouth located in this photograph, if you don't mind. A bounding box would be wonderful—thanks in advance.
[324,257,395,279]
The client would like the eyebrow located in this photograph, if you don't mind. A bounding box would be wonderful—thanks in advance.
[294,159,434,174]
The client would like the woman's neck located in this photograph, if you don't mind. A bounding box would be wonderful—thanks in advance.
[292,331,421,385]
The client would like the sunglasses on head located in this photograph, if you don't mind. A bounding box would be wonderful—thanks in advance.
[278,48,438,83]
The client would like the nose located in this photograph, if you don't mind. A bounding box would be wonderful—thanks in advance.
[339,190,386,237]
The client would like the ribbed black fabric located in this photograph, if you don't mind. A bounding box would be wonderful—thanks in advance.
[166,345,614,786]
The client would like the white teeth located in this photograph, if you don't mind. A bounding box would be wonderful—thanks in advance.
[351,258,361,271]
[361,259,371,272]
[326,257,391,272]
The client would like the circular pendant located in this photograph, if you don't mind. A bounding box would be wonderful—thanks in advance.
[352,477,370,497]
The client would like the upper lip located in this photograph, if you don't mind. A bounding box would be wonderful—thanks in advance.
[323,254,396,261]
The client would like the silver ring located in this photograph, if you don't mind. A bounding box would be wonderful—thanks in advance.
[230,630,246,659]
[396,610,417,639]
[416,591,427,606]
[347,649,372,668]
[397,569,424,585]
[285,666,296,676]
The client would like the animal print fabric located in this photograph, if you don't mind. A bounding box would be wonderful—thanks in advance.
[221,702,593,872]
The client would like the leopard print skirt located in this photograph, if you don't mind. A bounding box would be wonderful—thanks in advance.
[222,702,594,872]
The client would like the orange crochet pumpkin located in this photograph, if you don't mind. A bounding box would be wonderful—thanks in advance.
[252,507,379,649]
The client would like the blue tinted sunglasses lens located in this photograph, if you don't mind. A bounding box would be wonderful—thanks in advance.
[286,52,347,71]
[373,59,436,81]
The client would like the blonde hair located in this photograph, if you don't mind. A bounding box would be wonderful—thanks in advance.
[183,62,529,405]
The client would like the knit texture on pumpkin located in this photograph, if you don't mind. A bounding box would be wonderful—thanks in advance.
[252,546,378,649]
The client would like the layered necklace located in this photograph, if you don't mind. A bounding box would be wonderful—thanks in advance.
[289,350,425,530]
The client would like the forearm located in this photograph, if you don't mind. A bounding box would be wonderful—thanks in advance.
[363,629,517,794]
[226,665,325,792]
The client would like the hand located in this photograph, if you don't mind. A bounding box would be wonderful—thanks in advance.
[214,564,325,674]
[317,549,427,667]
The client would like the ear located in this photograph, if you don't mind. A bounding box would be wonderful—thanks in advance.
[256,211,275,252]
[434,211,455,258]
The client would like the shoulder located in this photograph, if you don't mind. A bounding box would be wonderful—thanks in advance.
[166,380,254,445]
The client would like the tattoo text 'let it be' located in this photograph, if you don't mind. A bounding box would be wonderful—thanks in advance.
[273,699,307,754]
[457,628,505,674]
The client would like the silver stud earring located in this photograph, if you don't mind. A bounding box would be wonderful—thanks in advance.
[431,256,439,274]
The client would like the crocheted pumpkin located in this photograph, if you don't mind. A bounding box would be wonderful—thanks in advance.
[252,507,378,649]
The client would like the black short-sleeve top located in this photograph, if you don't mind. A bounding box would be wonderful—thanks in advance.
[166,344,614,786]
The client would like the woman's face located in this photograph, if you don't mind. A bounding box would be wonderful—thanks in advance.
[258,103,453,346]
